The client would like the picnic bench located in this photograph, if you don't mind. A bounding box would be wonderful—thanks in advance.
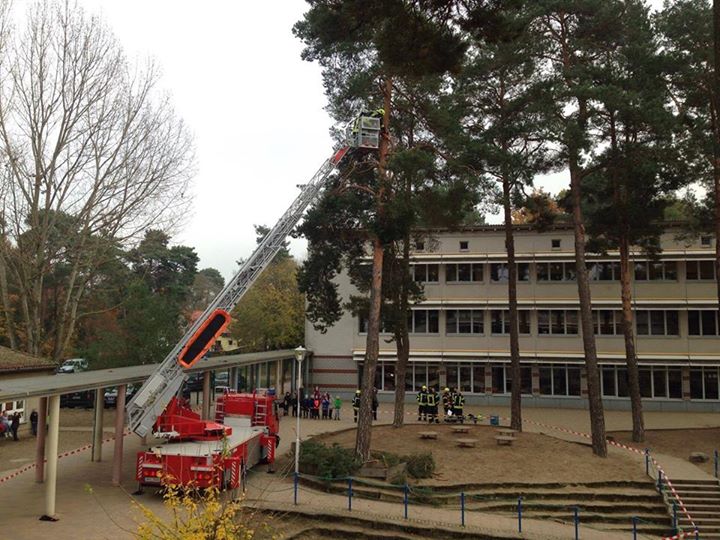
[452,426,470,434]
[496,428,518,436]
[456,438,478,448]
[419,431,438,440]
[494,435,515,446]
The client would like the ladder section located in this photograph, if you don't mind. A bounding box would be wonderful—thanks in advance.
[126,149,351,438]
[252,401,268,427]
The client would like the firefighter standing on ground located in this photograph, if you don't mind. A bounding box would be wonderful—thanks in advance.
[352,389,361,423]
[416,385,428,421]
[442,387,452,419]
[453,389,465,422]
[427,387,440,424]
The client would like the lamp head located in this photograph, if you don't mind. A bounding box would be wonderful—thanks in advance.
[294,345,307,362]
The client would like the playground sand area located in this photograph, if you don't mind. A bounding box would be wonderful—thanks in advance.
[312,423,647,485]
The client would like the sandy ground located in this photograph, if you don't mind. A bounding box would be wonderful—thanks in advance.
[609,427,720,478]
[313,423,647,484]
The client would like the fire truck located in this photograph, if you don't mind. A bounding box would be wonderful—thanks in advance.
[128,112,381,491]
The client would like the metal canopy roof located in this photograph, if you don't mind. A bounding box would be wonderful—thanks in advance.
[0,349,298,402]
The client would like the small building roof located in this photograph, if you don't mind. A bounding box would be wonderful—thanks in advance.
[0,346,57,374]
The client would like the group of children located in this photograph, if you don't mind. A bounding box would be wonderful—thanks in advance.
[281,388,342,420]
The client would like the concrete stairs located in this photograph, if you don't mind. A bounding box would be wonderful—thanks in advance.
[669,479,720,540]
[299,478,671,535]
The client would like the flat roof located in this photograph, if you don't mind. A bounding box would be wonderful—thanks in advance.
[0,349,297,402]
[0,345,56,374]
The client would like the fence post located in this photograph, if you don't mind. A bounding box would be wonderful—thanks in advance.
[715,450,718,479]
[632,516,637,540]
[573,506,579,540]
[348,477,353,512]
[293,472,298,505]
[461,492,465,527]
[404,483,409,520]
[645,449,650,476]
[673,501,678,534]
[518,496,522,533]
[657,470,663,492]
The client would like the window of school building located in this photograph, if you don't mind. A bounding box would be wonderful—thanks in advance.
[686,260,715,280]
[537,310,579,335]
[411,264,439,283]
[536,261,576,282]
[690,367,720,400]
[635,310,679,336]
[491,364,531,394]
[601,365,682,399]
[446,309,484,334]
[446,362,485,394]
[446,263,483,282]
[539,364,581,396]
[490,310,531,335]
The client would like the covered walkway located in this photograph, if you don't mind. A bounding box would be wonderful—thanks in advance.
[0,349,297,521]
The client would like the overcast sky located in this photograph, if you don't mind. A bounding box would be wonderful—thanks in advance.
[74,0,665,281]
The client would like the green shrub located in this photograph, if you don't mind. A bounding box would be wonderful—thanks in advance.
[404,452,435,479]
[299,441,361,480]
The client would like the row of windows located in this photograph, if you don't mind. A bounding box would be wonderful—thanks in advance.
[418,237,715,253]
[368,362,720,400]
[360,309,718,337]
[411,260,717,284]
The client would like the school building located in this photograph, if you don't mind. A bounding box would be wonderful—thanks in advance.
[305,224,720,412]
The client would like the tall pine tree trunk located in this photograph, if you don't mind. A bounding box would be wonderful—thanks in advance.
[502,170,522,432]
[355,78,392,461]
[619,234,645,442]
[609,112,644,443]
[356,236,384,461]
[393,234,411,428]
[569,152,607,458]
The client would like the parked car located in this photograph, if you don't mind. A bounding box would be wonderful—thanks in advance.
[60,390,95,408]
[103,385,138,408]
[56,358,89,374]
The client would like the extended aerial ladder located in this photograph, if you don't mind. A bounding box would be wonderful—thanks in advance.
[126,112,382,437]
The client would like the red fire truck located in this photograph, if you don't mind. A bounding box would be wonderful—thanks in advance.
[126,111,380,491]
[135,391,279,492]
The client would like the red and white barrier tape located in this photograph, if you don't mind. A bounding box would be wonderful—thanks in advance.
[0,429,132,485]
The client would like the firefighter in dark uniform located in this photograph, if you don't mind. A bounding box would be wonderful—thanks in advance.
[453,389,466,423]
[427,387,439,424]
[442,387,452,420]
[352,389,361,423]
[416,385,428,421]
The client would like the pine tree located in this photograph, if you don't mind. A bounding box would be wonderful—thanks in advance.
[582,0,683,443]
[451,0,556,432]
[657,0,720,316]
[294,1,466,460]
[530,0,634,457]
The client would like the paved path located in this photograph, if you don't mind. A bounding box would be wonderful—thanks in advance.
[0,404,716,540]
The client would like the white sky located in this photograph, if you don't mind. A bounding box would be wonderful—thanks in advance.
[72,0,665,281]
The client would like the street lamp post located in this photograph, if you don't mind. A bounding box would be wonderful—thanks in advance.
[294,346,306,478]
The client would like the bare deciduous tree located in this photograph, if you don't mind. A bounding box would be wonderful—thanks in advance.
[0,1,194,360]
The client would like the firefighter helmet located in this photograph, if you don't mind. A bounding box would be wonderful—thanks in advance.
[355,389,361,394]
[444,387,449,392]
[421,385,427,390]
